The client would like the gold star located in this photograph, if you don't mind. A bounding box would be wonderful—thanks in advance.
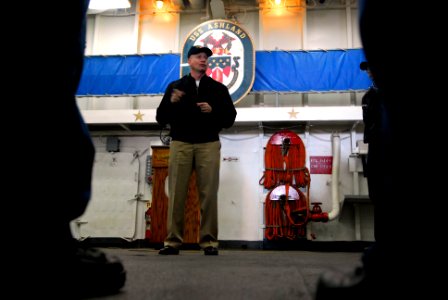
[134,110,144,121]
[288,108,298,119]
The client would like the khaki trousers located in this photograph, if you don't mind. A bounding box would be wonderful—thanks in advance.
[164,140,221,249]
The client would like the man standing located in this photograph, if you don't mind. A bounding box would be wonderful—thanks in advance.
[359,61,382,241]
[156,45,237,255]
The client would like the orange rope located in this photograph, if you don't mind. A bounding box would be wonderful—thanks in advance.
[262,143,310,189]
[264,185,309,240]
[262,130,312,241]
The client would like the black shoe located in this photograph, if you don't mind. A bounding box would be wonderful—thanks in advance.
[315,267,375,300]
[72,247,126,298]
[204,246,219,256]
[159,246,179,255]
[21,245,126,299]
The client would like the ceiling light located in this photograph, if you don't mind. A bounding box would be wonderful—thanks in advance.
[88,0,131,10]
[268,0,284,7]
[156,0,164,10]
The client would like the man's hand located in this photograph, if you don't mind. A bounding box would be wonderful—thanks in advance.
[197,102,212,113]
[171,89,185,103]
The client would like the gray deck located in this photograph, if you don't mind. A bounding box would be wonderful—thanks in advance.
[87,248,362,300]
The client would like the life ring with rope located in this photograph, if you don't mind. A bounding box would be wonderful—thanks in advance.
[265,184,309,240]
[259,130,310,190]
[261,130,311,240]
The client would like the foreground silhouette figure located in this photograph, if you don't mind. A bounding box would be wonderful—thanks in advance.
[5,1,126,298]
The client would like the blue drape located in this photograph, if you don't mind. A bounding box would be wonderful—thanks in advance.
[77,49,370,96]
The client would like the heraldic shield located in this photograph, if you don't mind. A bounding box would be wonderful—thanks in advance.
[181,19,255,105]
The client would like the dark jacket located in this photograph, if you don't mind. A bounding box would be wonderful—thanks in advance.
[156,74,237,143]
[361,86,381,144]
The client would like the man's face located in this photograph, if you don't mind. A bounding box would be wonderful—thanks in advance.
[188,52,209,73]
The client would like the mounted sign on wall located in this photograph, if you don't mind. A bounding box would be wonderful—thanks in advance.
[310,156,333,175]
[181,19,255,105]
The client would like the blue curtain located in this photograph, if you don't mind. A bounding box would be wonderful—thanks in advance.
[77,49,370,96]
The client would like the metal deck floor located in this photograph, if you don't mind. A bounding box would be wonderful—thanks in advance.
[87,248,362,300]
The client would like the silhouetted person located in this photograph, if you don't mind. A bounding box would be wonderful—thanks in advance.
[5,1,126,298]
[315,1,435,299]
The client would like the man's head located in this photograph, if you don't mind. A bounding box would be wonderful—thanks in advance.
[187,46,212,76]
[187,46,213,58]
[360,61,369,71]
[360,61,375,82]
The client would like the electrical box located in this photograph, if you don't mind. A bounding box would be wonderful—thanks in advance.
[356,140,368,155]
[106,137,120,152]
[145,155,152,184]
[348,154,364,172]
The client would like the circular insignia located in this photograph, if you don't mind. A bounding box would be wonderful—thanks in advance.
[181,19,255,105]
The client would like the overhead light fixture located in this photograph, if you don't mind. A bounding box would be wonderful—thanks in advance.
[88,0,131,10]
[268,0,284,7]
[156,0,164,10]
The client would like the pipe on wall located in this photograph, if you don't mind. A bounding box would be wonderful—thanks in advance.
[327,132,341,220]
